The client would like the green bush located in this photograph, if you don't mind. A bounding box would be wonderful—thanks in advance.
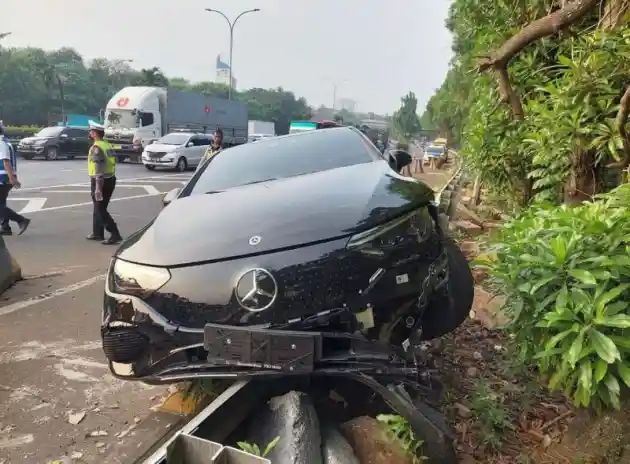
[476,184,630,411]
[3,125,42,139]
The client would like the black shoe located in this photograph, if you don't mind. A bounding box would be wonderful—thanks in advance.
[101,235,123,245]
[1,229,12,236]
[17,218,31,236]
[86,234,105,241]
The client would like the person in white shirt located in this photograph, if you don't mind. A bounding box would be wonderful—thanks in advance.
[0,123,31,235]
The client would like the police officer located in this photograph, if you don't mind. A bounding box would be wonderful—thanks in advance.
[200,127,224,165]
[86,120,122,245]
[0,122,30,235]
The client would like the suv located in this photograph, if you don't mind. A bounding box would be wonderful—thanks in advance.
[17,126,91,160]
[142,132,212,172]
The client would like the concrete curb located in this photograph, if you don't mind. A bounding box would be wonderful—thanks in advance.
[0,236,22,294]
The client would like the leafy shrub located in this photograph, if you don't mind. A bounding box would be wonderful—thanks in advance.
[476,184,630,410]
[3,125,42,141]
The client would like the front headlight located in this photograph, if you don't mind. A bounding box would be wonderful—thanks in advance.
[110,259,170,298]
[346,208,434,257]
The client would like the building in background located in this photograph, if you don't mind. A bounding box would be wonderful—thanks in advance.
[337,98,357,112]
[215,55,237,89]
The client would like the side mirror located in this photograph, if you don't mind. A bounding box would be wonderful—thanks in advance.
[162,188,181,207]
[186,142,194,147]
[389,149,412,173]
[60,134,68,138]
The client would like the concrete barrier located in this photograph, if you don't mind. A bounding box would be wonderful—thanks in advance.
[0,236,21,294]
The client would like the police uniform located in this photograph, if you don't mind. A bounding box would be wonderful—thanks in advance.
[86,120,122,245]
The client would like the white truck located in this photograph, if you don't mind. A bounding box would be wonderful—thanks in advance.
[247,120,276,142]
[103,86,248,162]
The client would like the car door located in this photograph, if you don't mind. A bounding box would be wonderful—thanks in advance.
[57,128,73,155]
[189,136,210,167]
[67,128,89,155]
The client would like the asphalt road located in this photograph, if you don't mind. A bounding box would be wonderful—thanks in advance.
[0,159,190,463]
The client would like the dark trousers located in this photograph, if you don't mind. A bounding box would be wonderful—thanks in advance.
[0,184,25,230]
[91,176,120,237]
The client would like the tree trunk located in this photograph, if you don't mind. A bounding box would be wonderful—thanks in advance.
[564,146,602,204]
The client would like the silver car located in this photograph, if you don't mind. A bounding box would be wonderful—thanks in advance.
[142,132,212,172]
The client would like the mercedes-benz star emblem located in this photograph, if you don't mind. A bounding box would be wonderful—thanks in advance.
[235,268,278,312]
[249,235,261,245]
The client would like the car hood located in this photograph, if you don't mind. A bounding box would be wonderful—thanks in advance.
[144,143,180,153]
[116,161,436,267]
[20,137,51,144]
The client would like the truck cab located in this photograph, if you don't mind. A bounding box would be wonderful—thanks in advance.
[104,87,165,162]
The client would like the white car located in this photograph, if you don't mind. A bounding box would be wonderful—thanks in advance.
[142,132,212,172]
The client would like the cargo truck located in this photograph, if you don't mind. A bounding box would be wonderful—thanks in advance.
[247,120,275,142]
[103,86,248,162]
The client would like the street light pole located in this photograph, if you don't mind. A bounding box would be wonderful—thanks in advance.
[205,8,260,100]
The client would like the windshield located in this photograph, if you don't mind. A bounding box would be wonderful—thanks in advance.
[156,133,192,145]
[36,127,64,137]
[104,109,137,130]
[185,128,375,195]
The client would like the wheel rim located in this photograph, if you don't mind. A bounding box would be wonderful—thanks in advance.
[178,159,186,172]
[48,148,58,160]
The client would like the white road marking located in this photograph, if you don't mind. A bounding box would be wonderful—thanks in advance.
[8,192,161,214]
[16,173,191,192]
[0,274,106,317]
[11,198,48,214]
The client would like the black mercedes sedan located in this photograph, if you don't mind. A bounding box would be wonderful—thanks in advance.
[102,127,473,384]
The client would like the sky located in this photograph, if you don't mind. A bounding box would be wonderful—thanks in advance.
[1,0,453,115]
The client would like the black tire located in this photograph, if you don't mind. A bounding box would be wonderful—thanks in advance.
[175,157,187,172]
[66,155,75,160]
[419,237,474,340]
[46,147,59,160]
[116,155,129,163]
[145,165,155,171]
[21,154,33,160]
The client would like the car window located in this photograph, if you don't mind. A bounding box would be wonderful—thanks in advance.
[192,136,210,147]
[183,128,377,195]
[140,112,154,127]
[67,128,87,137]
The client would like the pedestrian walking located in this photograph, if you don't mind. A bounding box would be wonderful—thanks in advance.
[0,122,31,236]
[86,120,122,245]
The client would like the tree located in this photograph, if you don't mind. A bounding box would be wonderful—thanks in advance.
[392,91,421,141]
[423,0,630,206]
[133,67,169,87]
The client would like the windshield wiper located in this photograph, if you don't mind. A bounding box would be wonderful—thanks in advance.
[241,178,278,186]
[204,190,224,194]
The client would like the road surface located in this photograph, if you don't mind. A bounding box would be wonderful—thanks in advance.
[0,160,189,463]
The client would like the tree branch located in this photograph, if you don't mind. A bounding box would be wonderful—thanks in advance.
[606,85,630,169]
[479,0,600,70]
[478,0,601,120]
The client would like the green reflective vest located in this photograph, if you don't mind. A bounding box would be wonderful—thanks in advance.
[88,140,116,177]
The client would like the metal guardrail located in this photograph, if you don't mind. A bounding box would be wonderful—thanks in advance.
[434,149,463,218]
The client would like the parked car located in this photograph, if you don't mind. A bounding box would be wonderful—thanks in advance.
[17,126,91,160]
[102,126,474,384]
[141,131,212,172]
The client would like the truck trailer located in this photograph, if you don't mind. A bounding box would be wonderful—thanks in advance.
[103,86,248,162]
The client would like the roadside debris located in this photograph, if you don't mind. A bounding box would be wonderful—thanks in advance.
[67,411,86,425]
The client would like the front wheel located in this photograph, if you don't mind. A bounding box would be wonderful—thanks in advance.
[21,154,33,160]
[46,147,59,160]
[419,237,474,340]
[175,157,187,172]
[145,165,155,171]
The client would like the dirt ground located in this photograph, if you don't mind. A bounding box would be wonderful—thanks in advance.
[441,209,630,464]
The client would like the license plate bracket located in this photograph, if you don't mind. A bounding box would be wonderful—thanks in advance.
[203,324,321,373]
